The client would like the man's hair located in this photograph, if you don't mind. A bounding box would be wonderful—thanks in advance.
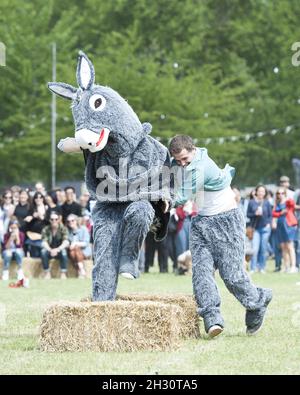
[169,135,195,155]
[50,211,60,219]
[64,186,75,193]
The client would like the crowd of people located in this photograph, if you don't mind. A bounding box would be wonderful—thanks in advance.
[0,183,93,279]
[1,175,300,280]
[144,175,300,276]
[232,175,300,274]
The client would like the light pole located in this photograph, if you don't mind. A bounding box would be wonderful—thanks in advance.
[51,42,57,189]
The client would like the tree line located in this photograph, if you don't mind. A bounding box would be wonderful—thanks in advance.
[1,0,300,188]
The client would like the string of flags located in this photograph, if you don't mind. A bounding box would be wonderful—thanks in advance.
[0,114,298,148]
[154,123,299,145]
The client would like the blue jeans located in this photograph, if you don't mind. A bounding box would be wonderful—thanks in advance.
[270,229,282,270]
[295,226,300,268]
[2,248,24,270]
[25,239,42,258]
[251,225,271,271]
[175,217,191,257]
[40,248,68,272]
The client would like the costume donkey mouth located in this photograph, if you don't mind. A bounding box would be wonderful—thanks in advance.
[75,127,110,152]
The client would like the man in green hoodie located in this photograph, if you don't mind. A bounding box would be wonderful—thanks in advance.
[170,135,272,338]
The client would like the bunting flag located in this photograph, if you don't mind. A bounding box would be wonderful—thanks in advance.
[159,123,299,146]
[0,115,298,148]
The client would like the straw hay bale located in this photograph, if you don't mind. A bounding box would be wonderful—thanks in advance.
[0,257,93,279]
[81,293,200,339]
[40,301,181,352]
[117,294,200,339]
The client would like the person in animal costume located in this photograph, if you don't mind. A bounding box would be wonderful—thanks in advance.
[48,51,172,301]
[169,135,273,337]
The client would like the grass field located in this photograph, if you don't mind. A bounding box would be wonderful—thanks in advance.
[1,263,300,375]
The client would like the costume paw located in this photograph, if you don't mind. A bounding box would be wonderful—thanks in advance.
[57,137,82,153]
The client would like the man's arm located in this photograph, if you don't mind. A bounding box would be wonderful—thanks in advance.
[41,228,51,251]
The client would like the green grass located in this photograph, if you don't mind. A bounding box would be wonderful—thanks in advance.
[1,263,300,375]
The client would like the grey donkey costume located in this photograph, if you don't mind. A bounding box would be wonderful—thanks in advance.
[48,51,172,301]
[191,208,272,334]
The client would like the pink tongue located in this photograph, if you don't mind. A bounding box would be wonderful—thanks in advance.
[96,129,105,147]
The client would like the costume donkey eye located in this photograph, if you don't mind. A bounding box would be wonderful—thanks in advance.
[89,94,106,111]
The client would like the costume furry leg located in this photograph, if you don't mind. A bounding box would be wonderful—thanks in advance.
[92,201,155,301]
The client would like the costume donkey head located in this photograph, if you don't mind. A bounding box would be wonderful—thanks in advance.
[48,51,151,157]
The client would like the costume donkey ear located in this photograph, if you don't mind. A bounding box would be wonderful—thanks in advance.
[48,82,77,100]
[76,51,95,90]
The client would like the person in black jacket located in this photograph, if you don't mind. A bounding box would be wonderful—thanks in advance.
[61,186,82,224]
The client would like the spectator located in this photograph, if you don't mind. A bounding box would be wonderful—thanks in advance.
[61,186,82,224]
[12,191,20,207]
[45,190,62,222]
[294,188,300,269]
[41,212,69,279]
[79,194,93,233]
[279,176,294,199]
[272,187,298,273]
[242,190,255,227]
[247,184,272,273]
[24,192,48,257]
[1,217,25,281]
[80,191,92,213]
[11,185,21,207]
[269,191,282,272]
[66,214,91,278]
[35,182,46,196]
[13,189,31,232]
[144,232,169,273]
[0,190,15,238]
[55,188,66,206]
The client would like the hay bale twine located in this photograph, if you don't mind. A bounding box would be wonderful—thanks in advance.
[40,301,181,352]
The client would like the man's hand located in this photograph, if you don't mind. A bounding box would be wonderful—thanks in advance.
[50,248,59,257]
[70,242,78,250]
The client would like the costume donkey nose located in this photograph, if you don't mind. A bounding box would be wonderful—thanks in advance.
[75,128,110,153]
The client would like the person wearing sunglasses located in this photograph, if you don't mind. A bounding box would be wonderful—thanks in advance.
[40,212,69,279]
[272,188,298,273]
